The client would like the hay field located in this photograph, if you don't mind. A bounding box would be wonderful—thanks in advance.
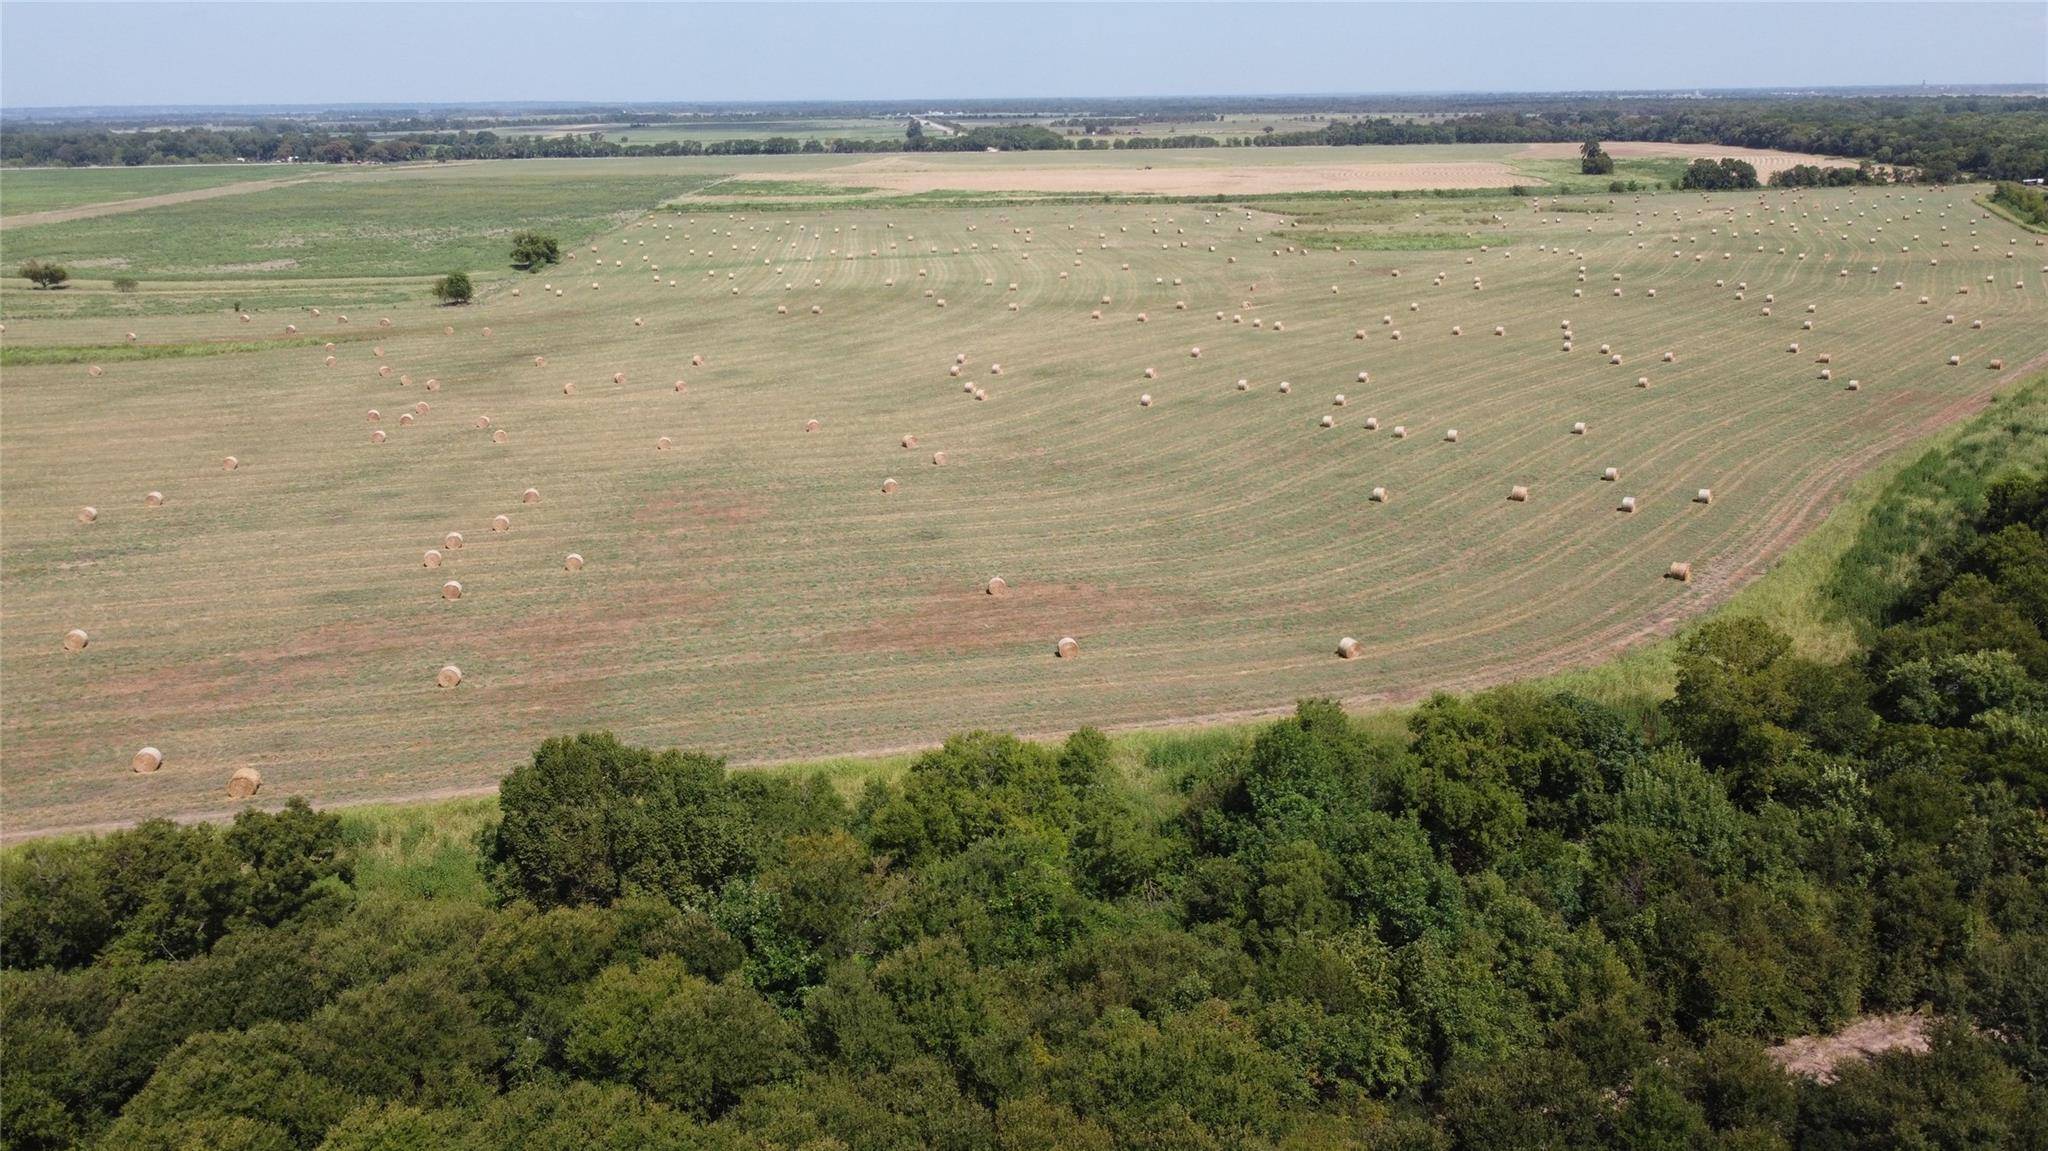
[3,164,2043,835]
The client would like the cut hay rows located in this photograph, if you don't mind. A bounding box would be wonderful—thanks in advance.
[3,175,2042,831]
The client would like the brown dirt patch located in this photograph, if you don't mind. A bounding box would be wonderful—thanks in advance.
[632,489,770,533]
[770,158,1533,196]
[829,581,1182,655]
[1767,1013,1932,1083]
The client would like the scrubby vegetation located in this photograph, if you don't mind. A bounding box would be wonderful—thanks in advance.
[4,465,2044,1148]
[1680,157,1761,191]
[1989,180,2048,230]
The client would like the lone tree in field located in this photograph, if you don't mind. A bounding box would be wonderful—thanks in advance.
[1580,138,1614,175]
[433,271,473,305]
[18,259,69,289]
[509,230,560,271]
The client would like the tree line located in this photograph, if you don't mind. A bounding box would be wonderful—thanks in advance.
[6,96,2045,181]
[3,439,2043,1147]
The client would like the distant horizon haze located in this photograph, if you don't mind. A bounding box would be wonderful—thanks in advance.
[2,2,2044,110]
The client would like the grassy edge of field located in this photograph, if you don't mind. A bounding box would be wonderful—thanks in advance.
[1974,191,2048,235]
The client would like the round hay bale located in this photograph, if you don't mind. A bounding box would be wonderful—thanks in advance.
[1277,381,1292,395]
[1619,496,1639,513]
[805,419,820,433]
[436,664,463,689]
[63,628,89,652]
[1847,379,1862,391]
[1363,416,1380,431]
[987,576,1008,597]
[492,515,511,533]
[657,436,672,451]
[1357,371,1370,383]
[473,415,490,429]
[1602,466,1620,482]
[1140,394,1154,408]
[444,531,464,550]
[563,382,577,395]
[88,365,104,378]
[414,402,429,414]
[522,488,540,504]
[1444,429,1459,443]
[1369,487,1388,503]
[1236,379,1250,391]
[565,553,585,572]
[931,451,948,466]
[442,580,463,600]
[1333,395,1348,406]
[492,429,508,444]
[1665,562,1693,583]
[1055,636,1078,658]
[368,409,382,423]
[902,434,919,449]
[674,379,687,393]
[1337,637,1361,659]
[1572,421,1587,435]
[1948,355,1961,366]
[1391,425,1408,439]
[424,378,439,391]
[1508,485,1530,502]
[222,456,239,471]
[1320,414,1335,428]
[423,549,442,568]
[78,506,98,524]
[144,490,164,507]
[1694,489,1714,505]
[881,477,899,495]
[535,356,548,366]
[132,747,163,773]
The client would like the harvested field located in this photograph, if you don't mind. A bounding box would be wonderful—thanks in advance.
[2,165,2042,835]
[786,153,1533,195]
[1511,140,1853,176]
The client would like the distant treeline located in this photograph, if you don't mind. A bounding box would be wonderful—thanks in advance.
[5,97,2045,181]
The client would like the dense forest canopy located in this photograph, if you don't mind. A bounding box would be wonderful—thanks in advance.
[3,452,2044,1148]
[4,96,2045,180]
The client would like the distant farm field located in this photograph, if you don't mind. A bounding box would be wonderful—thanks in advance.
[0,163,303,216]
[2,154,2042,836]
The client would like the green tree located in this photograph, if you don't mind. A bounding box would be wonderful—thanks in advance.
[563,957,798,1117]
[509,230,560,271]
[431,271,472,305]
[17,259,68,289]
[1580,138,1614,175]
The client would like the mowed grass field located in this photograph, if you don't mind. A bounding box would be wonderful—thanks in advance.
[3,157,2044,836]
[0,163,305,216]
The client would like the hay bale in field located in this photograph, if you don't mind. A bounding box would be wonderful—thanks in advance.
[674,379,687,393]
[1140,394,1154,407]
[437,665,463,689]
[132,747,163,773]
[1333,395,1348,406]
[424,378,439,391]
[1056,636,1078,658]
[932,451,948,466]
[1619,496,1638,513]
[1847,379,1862,391]
[902,434,919,449]
[492,515,510,533]
[492,429,508,444]
[563,382,577,395]
[1662,351,1676,363]
[691,354,705,367]
[1356,370,1371,384]
[1320,414,1335,428]
[414,402,429,415]
[325,356,337,367]
[88,364,104,378]
[1391,425,1407,438]
[424,549,442,568]
[64,628,89,652]
[442,580,463,600]
[1508,485,1530,503]
[1337,637,1361,659]
[1602,466,1620,482]
[78,506,98,524]
[1990,359,2005,370]
[1143,367,1156,380]
[1444,429,1459,443]
[1665,562,1693,583]
[1694,489,1714,505]
[144,490,164,507]
[805,419,820,433]
[1494,325,1505,336]
[444,531,464,550]
[1948,355,1961,366]
[522,488,541,504]
[565,553,585,571]
[1369,486,1388,502]
[1820,369,1833,381]
[222,456,239,471]
[987,576,1008,597]
[881,477,899,495]
[1572,422,1587,435]
[474,415,490,429]
[1277,381,1292,394]
[657,436,672,450]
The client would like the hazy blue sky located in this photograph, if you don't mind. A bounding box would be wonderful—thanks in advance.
[2,2,2043,109]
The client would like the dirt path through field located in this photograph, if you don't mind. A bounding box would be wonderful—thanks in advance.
[1511,141,1852,176]
[12,357,2037,845]
[1,171,340,230]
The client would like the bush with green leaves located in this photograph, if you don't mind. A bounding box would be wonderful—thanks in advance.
[16,259,68,289]
[509,230,560,271]
[431,270,472,304]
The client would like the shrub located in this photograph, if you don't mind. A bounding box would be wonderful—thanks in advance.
[112,277,139,293]
[17,259,68,289]
[509,230,560,271]
[431,271,472,305]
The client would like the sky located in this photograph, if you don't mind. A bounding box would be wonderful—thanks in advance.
[2,1,2044,109]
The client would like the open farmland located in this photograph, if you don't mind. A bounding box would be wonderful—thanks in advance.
[3,157,2043,835]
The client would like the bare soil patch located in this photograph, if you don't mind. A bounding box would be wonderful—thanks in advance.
[1767,1013,1932,1083]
